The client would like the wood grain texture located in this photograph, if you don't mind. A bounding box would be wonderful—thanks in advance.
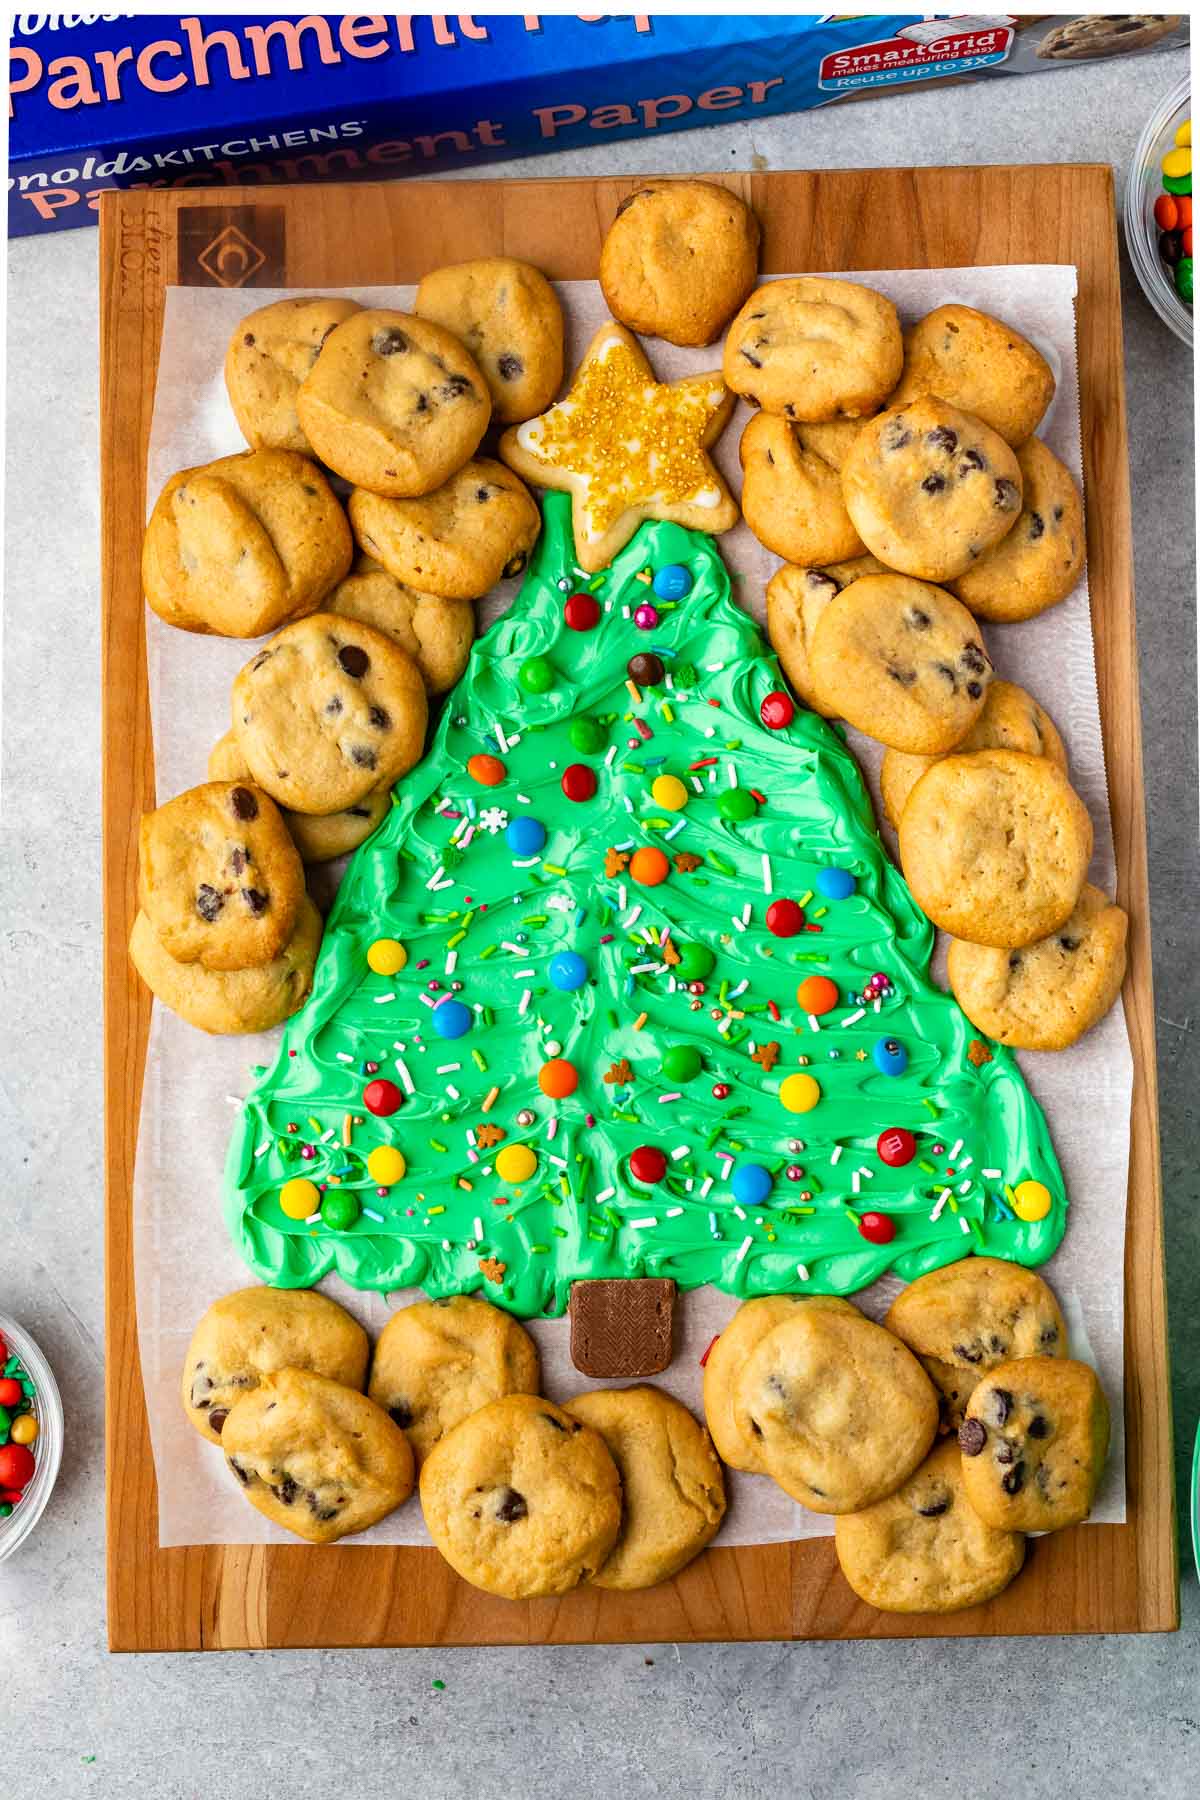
[100,167,1177,1652]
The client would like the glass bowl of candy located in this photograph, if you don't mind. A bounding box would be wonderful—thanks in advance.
[1125,71,1191,347]
[0,1314,64,1562]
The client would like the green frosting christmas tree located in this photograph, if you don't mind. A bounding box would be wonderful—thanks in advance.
[224,494,1066,1317]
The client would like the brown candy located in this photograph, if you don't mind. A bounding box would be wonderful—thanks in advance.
[569,1277,676,1378]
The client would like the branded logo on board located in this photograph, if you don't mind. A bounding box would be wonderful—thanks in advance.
[177,207,285,287]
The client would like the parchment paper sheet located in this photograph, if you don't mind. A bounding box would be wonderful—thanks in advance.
[134,268,1131,1547]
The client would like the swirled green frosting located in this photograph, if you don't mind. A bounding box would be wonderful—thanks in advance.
[224,494,1066,1315]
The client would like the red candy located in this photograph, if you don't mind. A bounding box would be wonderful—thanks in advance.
[765,898,805,938]
[858,1211,896,1245]
[629,1145,667,1184]
[760,690,795,730]
[561,764,597,802]
[0,1444,35,1489]
[877,1127,917,1168]
[1155,192,1179,231]
[363,1078,404,1117]
[0,1378,21,1407]
[564,592,601,631]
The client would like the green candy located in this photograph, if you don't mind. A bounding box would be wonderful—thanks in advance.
[519,655,555,694]
[0,1405,10,1439]
[569,716,608,754]
[672,941,716,983]
[1163,172,1192,196]
[0,1503,11,1519]
[661,1044,703,1083]
[718,788,758,823]
[1175,257,1193,304]
[321,1190,361,1231]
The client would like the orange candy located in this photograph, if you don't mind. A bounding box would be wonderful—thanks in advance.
[538,1058,579,1098]
[629,846,670,886]
[467,753,506,786]
[1179,196,1193,228]
[797,975,840,1016]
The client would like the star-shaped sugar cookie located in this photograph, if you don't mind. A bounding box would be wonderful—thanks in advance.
[499,322,738,572]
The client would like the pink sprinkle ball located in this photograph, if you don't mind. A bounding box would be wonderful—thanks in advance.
[634,602,659,630]
[300,1145,315,1161]
[712,1082,731,1100]
[786,1164,805,1181]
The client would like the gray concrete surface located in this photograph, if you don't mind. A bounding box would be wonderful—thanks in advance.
[2,46,1197,1800]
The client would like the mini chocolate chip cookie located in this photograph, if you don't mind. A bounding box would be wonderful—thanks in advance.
[898,749,1093,948]
[129,896,322,1034]
[181,1286,368,1446]
[225,296,362,452]
[807,573,993,754]
[888,304,1055,446]
[565,1386,726,1590]
[730,1300,939,1512]
[884,1259,1068,1430]
[349,458,541,600]
[835,1437,1025,1614]
[326,557,474,694]
[1036,14,1181,60]
[222,1367,414,1544]
[840,399,1024,581]
[232,615,428,816]
[958,1357,1110,1533]
[739,413,865,566]
[948,883,1128,1050]
[766,555,890,720]
[296,308,490,496]
[414,257,564,424]
[367,1295,540,1466]
[142,449,352,638]
[950,437,1086,622]
[208,730,391,866]
[419,1393,622,1598]
[702,1295,833,1471]
[880,679,1068,826]
[138,780,304,970]
[723,277,902,422]
[600,179,760,347]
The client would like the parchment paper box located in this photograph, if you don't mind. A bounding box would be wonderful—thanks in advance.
[9,13,1190,240]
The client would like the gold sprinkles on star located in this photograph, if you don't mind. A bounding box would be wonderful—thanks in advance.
[500,322,738,570]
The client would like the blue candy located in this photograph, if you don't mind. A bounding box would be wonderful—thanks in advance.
[652,562,693,601]
[816,867,856,901]
[432,999,472,1040]
[549,951,588,992]
[731,1162,773,1206]
[506,815,546,855]
[872,1037,908,1077]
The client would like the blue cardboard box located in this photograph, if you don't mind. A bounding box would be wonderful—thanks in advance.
[7,13,1190,238]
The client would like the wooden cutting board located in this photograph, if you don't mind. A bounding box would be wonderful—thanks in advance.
[100,166,1177,1651]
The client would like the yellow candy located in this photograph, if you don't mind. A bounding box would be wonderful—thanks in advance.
[1011,1179,1052,1223]
[1176,119,1191,149]
[10,1414,38,1446]
[1162,146,1191,180]
[367,1145,406,1185]
[367,938,407,976]
[495,1143,537,1183]
[651,774,689,812]
[279,1176,320,1219]
[779,1072,821,1114]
